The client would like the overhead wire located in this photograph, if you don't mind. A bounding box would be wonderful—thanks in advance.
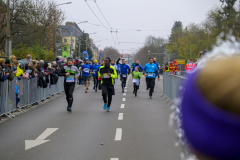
[94,1,113,29]
[85,0,110,32]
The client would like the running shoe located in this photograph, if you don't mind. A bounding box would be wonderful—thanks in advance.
[103,104,107,110]
[150,96,152,99]
[122,89,124,93]
[85,90,88,93]
[67,107,72,112]
[95,88,97,92]
[93,86,95,90]
[107,107,110,112]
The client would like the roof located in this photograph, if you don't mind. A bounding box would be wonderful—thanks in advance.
[58,24,83,37]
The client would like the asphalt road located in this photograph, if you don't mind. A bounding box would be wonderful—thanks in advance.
[0,75,181,160]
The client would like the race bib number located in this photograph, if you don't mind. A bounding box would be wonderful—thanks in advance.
[84,68,89,73]
[66,75,74,82]
[122,74,127,77]
[93,70,97,73]
[148,72,153,77]
[103,73,110,78]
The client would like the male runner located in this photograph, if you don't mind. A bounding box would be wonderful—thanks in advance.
[116,57,130,92]
[58,57,80,111]
[98,57,117,112]
[153,57,160,92]
[143,58,159,99]
[81,58,93,93]
[92,60,100,92]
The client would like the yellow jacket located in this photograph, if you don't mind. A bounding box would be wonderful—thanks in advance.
[16,66,24,77]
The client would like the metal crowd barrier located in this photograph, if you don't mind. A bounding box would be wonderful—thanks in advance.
[0,76,65,118]
[161,73,186,106]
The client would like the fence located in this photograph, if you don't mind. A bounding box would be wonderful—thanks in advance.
[0,76,65,118]
[161,73,186,106]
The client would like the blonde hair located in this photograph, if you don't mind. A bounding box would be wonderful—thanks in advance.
[197,56,240,115]
[199,51,203,58]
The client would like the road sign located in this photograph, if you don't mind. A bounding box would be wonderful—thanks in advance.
[175,59,186,64]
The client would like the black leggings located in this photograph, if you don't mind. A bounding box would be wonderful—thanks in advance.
[93,76,99,89]
[102,85,114,107]
[121,75,127,90]
[64,84,75,108]
[146,78,155,96]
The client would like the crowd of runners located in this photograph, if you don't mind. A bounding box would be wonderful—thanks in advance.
[61,56,161,112]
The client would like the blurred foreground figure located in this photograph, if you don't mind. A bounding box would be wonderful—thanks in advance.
[181,57,240,160]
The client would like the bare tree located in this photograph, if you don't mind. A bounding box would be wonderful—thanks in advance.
[0,0,65,53]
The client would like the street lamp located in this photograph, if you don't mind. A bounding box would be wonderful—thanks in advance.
[56,2,72,6]
[77,21,88,24]
[54,2,72,59]
[88,32,97,35]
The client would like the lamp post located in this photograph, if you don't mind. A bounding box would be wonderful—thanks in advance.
[54,2,72,60]
[6,0,10,57]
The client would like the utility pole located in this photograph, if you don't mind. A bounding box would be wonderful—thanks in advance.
[6,0,11,57]
[53,10,56,60]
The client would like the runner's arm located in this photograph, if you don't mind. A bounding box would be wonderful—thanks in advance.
[155,66,160,78]
[58,67,66,77]
[75,67,80,77]
[111,68,118,79]
[116,58,121,65]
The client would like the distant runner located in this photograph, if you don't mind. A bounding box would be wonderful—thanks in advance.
[81,58,93,93]
[132,66,142,97]
[116,57,130,93]
[92,60,100,92]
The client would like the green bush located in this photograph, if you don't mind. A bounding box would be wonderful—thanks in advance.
[12,45,54,61]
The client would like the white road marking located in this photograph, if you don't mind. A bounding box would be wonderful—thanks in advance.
[115,128,122,141]
[118,113,123,120]
[111,158,119,160]
[125,87,127,89]
[123,93,126,96]
[25,128,59,150]
[36,128,59,140]
[122,98,126,101]
[120,104,125,108]
[125,90,127,92]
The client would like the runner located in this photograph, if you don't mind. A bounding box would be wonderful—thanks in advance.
[143,58,159,99]
[92,60,100,92]
[132,66,142,97]
[133,60,143,72]
[81,58,93,93]
[111,60,118,84]
[116,57,130,93]
[58,57,80,112]
[153,57,160,92]
[98,57,117,112]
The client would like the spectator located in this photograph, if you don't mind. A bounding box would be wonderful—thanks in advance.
[4,58,16,81]
[16,60,24,77]
[0,58,9,81]
[181,57,240,160]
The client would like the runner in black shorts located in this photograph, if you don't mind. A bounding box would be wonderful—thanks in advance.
[81,58,93,93]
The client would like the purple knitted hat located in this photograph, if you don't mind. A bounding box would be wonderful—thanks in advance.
[181,71,240,159]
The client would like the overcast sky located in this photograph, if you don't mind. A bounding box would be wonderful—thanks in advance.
[55,0,223,54]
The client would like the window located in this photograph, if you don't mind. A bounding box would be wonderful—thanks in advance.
[64,39,67,43]
[64,47,67,51]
